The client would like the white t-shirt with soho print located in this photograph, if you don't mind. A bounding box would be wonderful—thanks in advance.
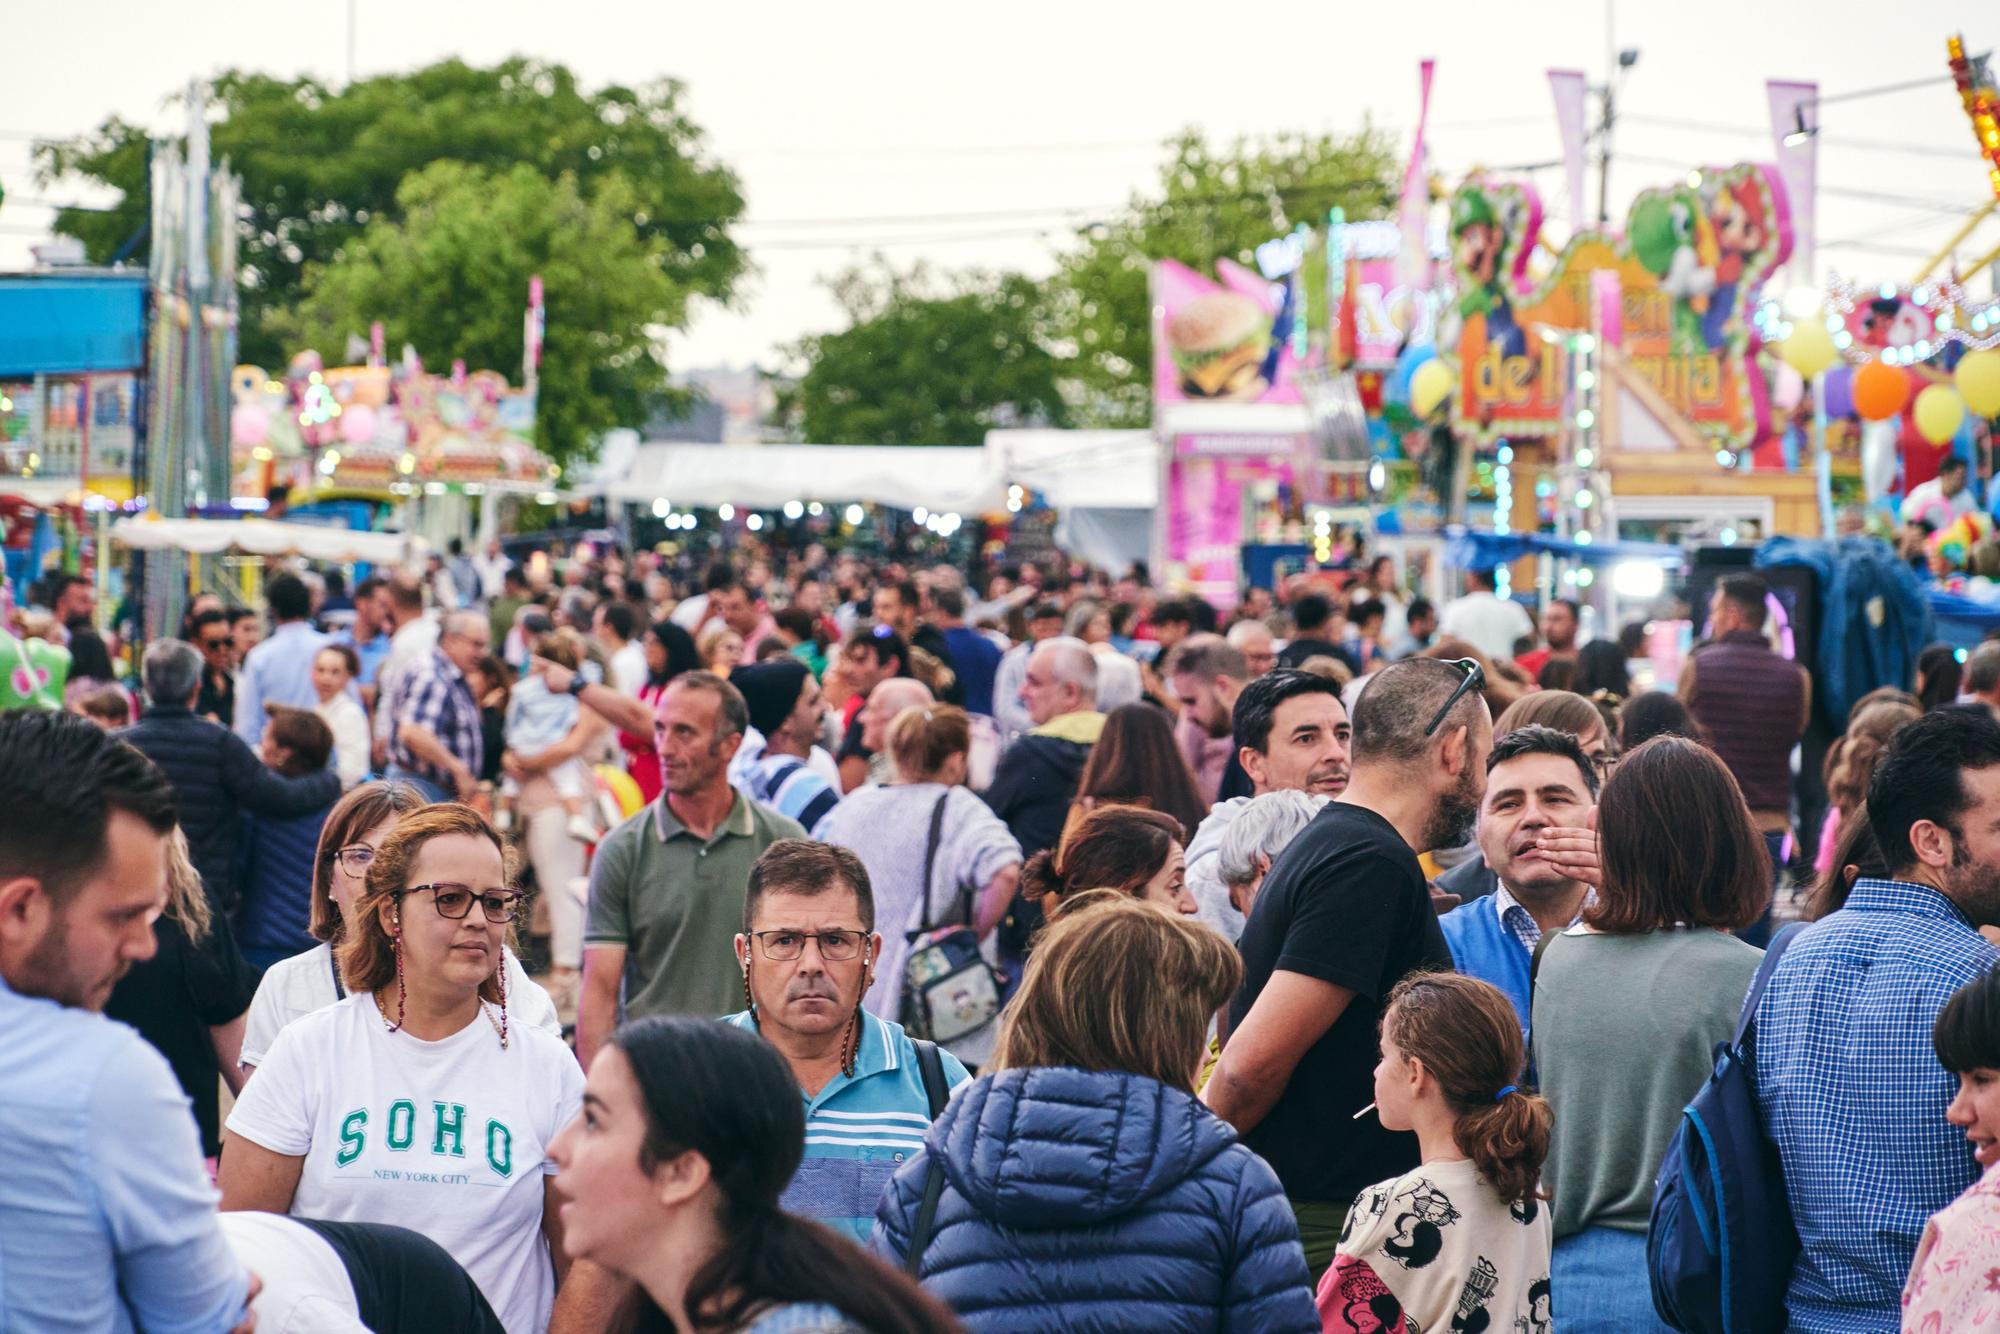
[225,992,584,1334]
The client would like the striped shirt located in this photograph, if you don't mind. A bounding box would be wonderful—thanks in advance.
[722,1008,969,1243]
[1757,878,1999,1333]
[739,749,841,833]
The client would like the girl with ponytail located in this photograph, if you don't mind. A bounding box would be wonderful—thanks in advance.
[1317,973,1554,1334]
[547,1016,958,1334]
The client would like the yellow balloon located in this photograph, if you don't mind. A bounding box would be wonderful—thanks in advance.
[1777,319,1838,378]
[1913,384,1966,445]
[1958,348,2000,418]
[1410,359,1455,418]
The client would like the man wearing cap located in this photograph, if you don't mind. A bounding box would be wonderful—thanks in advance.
[729,659,842,834]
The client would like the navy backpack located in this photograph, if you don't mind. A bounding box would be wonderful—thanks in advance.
[1647,922,1804,1334]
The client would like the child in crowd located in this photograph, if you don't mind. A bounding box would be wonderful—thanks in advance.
[1903,965,2000,1331]
[238,706,338,970]
[498,630,599,842]
[1319,973,1554,1334]
[73,683,132,730]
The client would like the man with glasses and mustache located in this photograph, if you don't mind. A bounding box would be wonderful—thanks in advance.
[1204,657,1492,1282]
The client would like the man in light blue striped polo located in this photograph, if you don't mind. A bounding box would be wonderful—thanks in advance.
[726,838,970,1242]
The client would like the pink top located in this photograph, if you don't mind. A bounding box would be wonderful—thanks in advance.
[1815,807,1841,877]
[1902,1160,2000,1332]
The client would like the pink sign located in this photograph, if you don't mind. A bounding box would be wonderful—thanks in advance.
[1167,449,1298,605]
[1152,258,1303,406]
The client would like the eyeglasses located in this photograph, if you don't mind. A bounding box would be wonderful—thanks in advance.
[331,844,377,874]
[398,883,528,924]
[201,636,232,651]
[1424,658,1488,737]
[748,929,866,961]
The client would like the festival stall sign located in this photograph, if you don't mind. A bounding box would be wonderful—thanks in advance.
[1330,218,1455,369]
[1165,437,1310,605]
[232,353,553,499]
[1446,164,1795,456]
[1152,258,1305,406]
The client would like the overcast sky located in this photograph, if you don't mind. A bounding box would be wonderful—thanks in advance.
[5,0,1996,371]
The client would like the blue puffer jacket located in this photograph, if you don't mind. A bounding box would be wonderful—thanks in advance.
[872,1066,1318,1333]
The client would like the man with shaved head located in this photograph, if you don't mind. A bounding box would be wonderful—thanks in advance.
[387,609,491,801]
[984,636,1103,863]
[854,677,935,787]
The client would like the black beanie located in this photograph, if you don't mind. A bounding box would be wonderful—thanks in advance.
[731,659,810,737]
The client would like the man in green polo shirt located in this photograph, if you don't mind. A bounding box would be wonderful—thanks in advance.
[577,670,804,1071]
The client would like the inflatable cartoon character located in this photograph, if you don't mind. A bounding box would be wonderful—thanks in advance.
[1452,187,1527,360]
[1630,187,1718,356]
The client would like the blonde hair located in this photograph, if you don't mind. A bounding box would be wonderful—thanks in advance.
[886,703,969,781]
[993,895,1240,1094]
[164,826,212,945]
[338,803,517,998]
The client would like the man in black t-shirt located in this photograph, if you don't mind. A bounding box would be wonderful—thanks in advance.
[1203,657,1492,1279]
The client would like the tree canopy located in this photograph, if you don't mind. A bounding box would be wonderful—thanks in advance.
[779,264,1069,446]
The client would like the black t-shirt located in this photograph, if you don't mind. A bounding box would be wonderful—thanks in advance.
[837,712,870,765]
[1229,801,1453,1203]
[296,1218,506,1333]
[104,910,260,1156]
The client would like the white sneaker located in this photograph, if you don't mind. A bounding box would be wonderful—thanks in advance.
[565,814,599,844]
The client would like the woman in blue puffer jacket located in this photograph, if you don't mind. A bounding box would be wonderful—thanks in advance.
[873,891,1319,1333]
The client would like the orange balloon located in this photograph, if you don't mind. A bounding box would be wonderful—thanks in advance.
[1853,357,1911,421]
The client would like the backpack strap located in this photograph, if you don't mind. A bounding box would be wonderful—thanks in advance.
[906,791,953,942]
[904,1039,950,1277]
[1736,921,1806,1056]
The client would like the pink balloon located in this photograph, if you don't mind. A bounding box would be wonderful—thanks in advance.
[1772,363,1804,413]
[340,403,378,446]
[231,403,270,448]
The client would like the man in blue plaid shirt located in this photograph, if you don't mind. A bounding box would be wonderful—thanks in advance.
[1757,706,2000,1333]
[385,610,488,802]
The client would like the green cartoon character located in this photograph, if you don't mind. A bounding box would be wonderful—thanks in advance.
[1452,187,1527,359]
[1629,188,1719,356]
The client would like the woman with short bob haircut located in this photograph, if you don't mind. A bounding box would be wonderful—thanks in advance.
[221,804,584,1334]
[238,783,559,1074]
[1530,736,1769,1330]
[874,896,1318,1331]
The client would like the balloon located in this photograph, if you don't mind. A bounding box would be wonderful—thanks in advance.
[1913,384,1967,445]
[230,404,269,448]
[1958,348,2000,417]
[340,403,377,446]
[1410,359,1455,418]
[1777,319,1838,378]
[1823,366,1854,420]
[1852,358,1910,422]
[1772,363,1804,412]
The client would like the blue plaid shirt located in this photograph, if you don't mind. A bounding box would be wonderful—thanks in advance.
[1756,878,1998,1333]
[387,649,483,786]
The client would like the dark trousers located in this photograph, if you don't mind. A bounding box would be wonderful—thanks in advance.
[295,1217,507,1333]
[1738,829,1790,949]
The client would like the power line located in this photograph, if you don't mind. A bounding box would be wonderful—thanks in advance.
[1622,114,1981,161]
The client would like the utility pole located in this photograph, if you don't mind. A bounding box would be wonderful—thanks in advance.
[1596,3,1638,225]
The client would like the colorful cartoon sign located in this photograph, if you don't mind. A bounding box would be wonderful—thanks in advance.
[1447,163,1794,452]
[1152,259,1304,406]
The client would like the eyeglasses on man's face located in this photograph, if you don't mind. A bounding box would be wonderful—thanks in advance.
[398,883,528,924]
[1424,658,1487,737]
[748,928,866,961]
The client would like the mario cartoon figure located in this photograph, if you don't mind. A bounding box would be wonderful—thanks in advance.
[1453,187,1527,360]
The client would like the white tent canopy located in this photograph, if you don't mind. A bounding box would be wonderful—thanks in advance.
[110,516,423,565]
[986,429,1158,509]
[599,444,1004,514]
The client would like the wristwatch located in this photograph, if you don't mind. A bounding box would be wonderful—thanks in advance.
[566,674,587,697]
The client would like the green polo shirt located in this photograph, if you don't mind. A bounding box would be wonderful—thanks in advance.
[585,791,806,1020]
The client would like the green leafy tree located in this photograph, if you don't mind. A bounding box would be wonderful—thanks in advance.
[780,263,1069,446]
[286,162,678,468]
[34,58,745,370]
[1046,127,1399,427]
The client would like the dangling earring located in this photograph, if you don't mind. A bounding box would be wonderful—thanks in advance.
[742,968,756,1023]
[493,955,510,1051]
[840,1006,861,1078]
[386,926,406,1033]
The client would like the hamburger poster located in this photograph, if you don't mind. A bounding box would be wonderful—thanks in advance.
[1151,258,1304,406]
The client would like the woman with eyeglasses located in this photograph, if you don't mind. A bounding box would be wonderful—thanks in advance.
[221,803,584,1334]
[237,783,560,1078]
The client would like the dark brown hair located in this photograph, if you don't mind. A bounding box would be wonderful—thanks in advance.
[1072,703,1207,837]
[339,803,518,997]
[1807,808,1889,920]
[309,780,428,942]
[994,894,1240,1094]
[1585,735,1768,933]
[1383,972,1552,1207]
[262,704,334,777]
[1022,805,1183,911]
[743,838,875,933]
[315,643,361,679]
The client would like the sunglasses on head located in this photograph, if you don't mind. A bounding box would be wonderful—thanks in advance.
[1424,658,1487,737]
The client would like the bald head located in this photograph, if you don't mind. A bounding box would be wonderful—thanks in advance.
[1024,637,1098,725]
[861,677,934,754]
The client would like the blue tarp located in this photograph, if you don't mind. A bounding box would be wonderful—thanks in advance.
[1756,536,1934,729]
[0,273,147,376]
[1444,526,1681,570]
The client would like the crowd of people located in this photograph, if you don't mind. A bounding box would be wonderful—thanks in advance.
[6,534,2000,1332]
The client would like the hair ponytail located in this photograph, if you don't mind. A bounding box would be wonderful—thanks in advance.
[1383,972,1552,1207]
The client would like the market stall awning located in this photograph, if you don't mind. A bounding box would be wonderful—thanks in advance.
[0,272,147,376]
[109,516,423,565]
[1445,527,1682,569]
[987,429,1158,509]
[597,443,1004,514]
